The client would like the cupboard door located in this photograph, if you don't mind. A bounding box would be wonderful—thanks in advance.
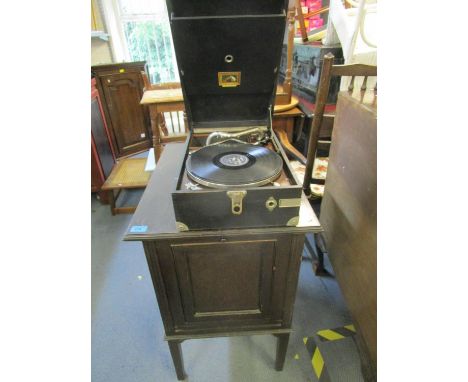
[100,72,151,156]
[171,240,274,324]
[161,234,295,331]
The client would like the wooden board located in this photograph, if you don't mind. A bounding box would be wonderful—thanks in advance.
[320,91,377,376]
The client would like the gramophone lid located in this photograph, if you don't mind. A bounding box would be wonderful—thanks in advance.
[166,0,288,130]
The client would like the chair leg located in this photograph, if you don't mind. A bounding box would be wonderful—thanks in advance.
[108,190,116,216]
[304,233,329,276]
[313,233,328,276]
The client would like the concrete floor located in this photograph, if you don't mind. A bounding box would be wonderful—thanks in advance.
[92,193,364,382]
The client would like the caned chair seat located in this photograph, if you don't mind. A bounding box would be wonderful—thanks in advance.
[101,157,151,215]
[290,159,327,199]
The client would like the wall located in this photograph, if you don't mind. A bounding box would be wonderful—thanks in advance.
[91,0,114,65]
[92,38,113,65]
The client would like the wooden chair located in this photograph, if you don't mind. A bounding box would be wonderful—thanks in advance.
[98,71,155,215]
[302,52,377,199]
[141,72,187,137]
[294,0,330,43]
[141,72,188,164]
[101,157,151,215]
[298,53,376,275]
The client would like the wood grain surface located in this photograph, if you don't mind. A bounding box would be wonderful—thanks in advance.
[320,91,377,377]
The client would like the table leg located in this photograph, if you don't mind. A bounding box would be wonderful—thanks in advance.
[168,340,186,380]
[275,333,290,371]
[108,190,116,216]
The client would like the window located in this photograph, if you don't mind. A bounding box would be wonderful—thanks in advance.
[105,0,179,84]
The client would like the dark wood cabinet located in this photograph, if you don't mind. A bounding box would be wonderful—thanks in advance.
[91,78,115,203]
[92,62,152,157]
[125,143,322,379]
[144,233,304,334]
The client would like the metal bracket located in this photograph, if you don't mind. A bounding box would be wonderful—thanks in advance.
[176,222,189,231]
[279,198,302,208]
[286,216,299,226]
[226,190,247,215]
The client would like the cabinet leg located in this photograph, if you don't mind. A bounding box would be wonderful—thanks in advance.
[275,333,290,371]
[168,340,186,380]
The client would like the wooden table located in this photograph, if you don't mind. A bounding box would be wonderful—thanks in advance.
[140,88,185,162]
[141,88,306,164]
[124,143,322,380]
[319,91,377,378]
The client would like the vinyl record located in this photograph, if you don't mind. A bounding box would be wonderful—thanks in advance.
[186,141,283,188]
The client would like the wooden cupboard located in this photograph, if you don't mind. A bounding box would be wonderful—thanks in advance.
[124,143,322,380]
[92,62,152,157]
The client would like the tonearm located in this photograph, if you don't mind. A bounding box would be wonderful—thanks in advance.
[205,127,269,146]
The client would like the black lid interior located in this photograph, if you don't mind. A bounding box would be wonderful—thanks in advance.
[168,0,286,17]
[167,1,288,129]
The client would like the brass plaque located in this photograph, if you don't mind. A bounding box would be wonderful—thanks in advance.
[279,198,302,208]
[218,72,241,87]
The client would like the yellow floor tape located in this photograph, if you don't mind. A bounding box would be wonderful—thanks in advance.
[317,324,356,342]
[303,336,330,381]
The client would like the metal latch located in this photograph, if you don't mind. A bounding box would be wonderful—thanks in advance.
[227,190,247,215]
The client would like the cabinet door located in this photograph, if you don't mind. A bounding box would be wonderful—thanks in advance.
[155,234,297,332]
[100,72,151,156]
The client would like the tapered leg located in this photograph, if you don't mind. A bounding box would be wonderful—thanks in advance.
[168,340,186,380]
[275,333,290,371]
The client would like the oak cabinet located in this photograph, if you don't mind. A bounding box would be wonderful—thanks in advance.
[145,233,302,334]
[124,143,322,379]
[92,62,152,157]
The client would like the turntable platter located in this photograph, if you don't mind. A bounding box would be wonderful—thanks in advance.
[186,141,283,189]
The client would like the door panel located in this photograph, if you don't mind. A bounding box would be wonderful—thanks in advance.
[171,240,275,323]
[101,73,151,155]
[148,233,301,334]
